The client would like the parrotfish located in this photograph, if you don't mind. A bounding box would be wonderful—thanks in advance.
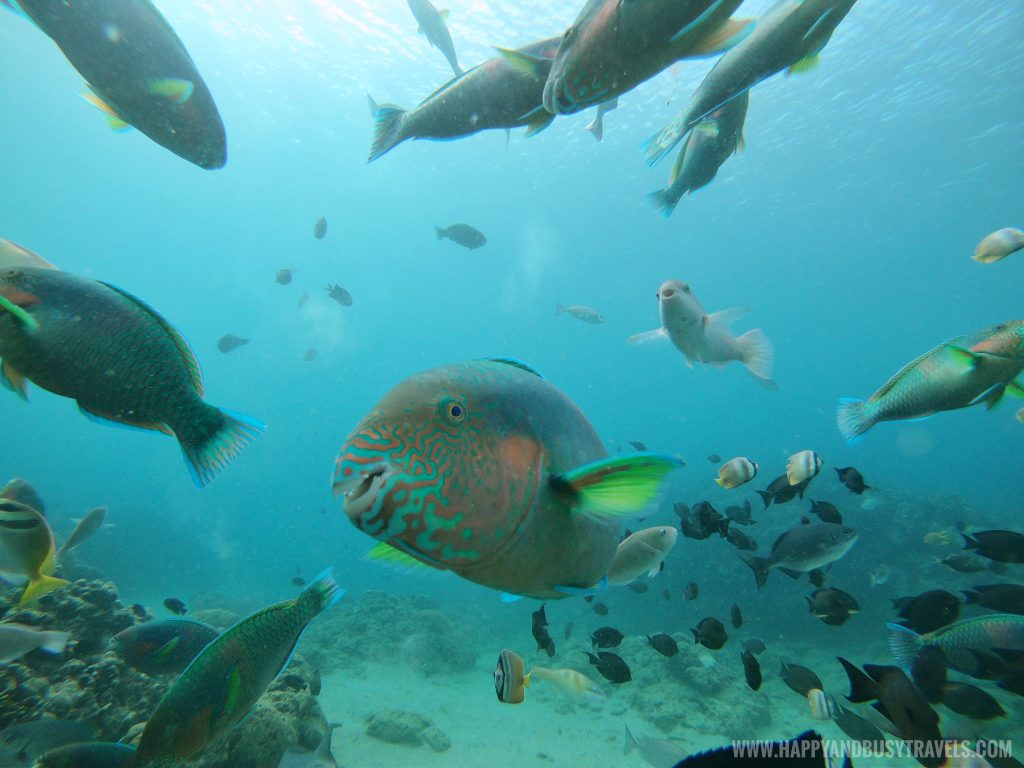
[606,526,678,586]
[627,279,775,385]
[973,227,1024,264]
[406,0,462,76]
[368,37,561,162]
[644,0,858,166]
[836,320,1024,444]
[332,358,680,600]
[888,614,1024,676]
[112,618,219,676]
[0,499,69,606]
[0,267,265,487]
[648,91,749,218]
[4,0,226,168]
[541,0,753,116]
[134,571,343,767]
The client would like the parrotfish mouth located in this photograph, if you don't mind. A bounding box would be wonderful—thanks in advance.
[334,461,397,519]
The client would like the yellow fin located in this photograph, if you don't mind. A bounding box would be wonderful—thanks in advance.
[80,90,133,132]
[788,54,820,75]
[1,360,29,399]
[19,573,70,606]
[736,131,746,153]
[438,9,450,22]
[366,541,434,570]
[146,77,194,105]
[686,17,756,58]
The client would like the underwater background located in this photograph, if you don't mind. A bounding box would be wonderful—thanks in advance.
[1,0,1022,765]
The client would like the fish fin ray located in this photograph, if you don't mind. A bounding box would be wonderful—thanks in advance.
[365,541,436,571]
[552,453,681,520]
[684,17,756,57]
[1,360,29,400]
[886,623,921,670]
[367,104,407,162]
[626,328,668,345]
[486,357,544,378]
[495,47,550,80]
[180,408,265,488]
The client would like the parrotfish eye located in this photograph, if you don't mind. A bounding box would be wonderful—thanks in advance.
[441,398,467,426]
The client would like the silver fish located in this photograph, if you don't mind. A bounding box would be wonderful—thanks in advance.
[555,303,605,324]
[0,622,70,664]
[407,0,461,76]
[57,506,107,558]
[739,522,858,588]
[623,724,688,768]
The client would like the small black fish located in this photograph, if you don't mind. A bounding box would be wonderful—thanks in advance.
[314,216,327,239]
[629,441,647,451]
[910,646,947,704]
[741,649,762,691]
[756,474,809,508]
[691,617,727,650]
[592,601,609,616]
[894,589,961,634]
[998,671,1024,698]
[532,604,555,658]
[325,283,353,307]
[943,682,1006,720]
[962,584,1024,615]
[163,597,187,615]
[661,588,671,601]
[673,502,690,519]
[724,500,755,526]
[217,334,249,354]
[131,603,148,619]
[730,604,743,629]
[585,650,631,683]
[671,731,838,768]
[835,466,869,494]
[706,454,721,463]
[963,530,1024,563]
[435,223,486,250]
[647,633,678,657]
[743,639,767,655]
[291,576,306,587]
[808,569,825,588]
[681,501,729,540]
[275,268,295,285]
[591,627,624,648]
[809,499,842,524]
[564,622,573,640]
[780,662,823,696]
[838,658,942,750]
[628,582,649,594]
[684,582,699,601]
[938,554,988,573]
[725,527,757,551]
[584,595,595,603]
[807,588,859,626]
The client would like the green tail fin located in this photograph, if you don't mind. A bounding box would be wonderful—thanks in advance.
[299,568,345,616]
[551,453,681,520]
[367,104,407,162]
[787,54,820,74]
[180,408,265,488]
[19,573,70,606]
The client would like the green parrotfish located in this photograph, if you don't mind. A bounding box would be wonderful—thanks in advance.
[0,267,265,487]
[3,0,226,169]
[133,571,343,767]
[331,358,681,600]
[112,618,219,676]
[837,320,1024,444]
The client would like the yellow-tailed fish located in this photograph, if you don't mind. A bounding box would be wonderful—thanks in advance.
[786,450,822,486]
[605,526,678,587]
[0,499,69,606]
[494,648,528,704]
[837,321,1024,444]
[133,571,343,766]
[973,228,1024,264]
[332,358,681,600]
[530,666,605,705]
[715,456,758,489]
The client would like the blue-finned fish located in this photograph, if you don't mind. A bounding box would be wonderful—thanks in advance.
[2,0,226,169]
[648,91,748,218]
[0,267,265,487]
[406,0,461,76]
[369,37,561,162]
[836,320,1024,444]
[0,499,68,606]
[133,571,343,767]
[540,0,753,116]
[112,618,219,676]
[331,358,681,600]
[888,614,1024,676]
[644,0,858,166]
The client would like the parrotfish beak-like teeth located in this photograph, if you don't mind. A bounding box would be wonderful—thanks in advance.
[339,462,395,519]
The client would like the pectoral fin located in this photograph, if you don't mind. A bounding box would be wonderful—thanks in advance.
[787,54,820,75]
[1,360,28,399]
[684,17,756,56]
[496,47,550,80]
[625,328,668,345]
[550,453,681,520]
[707,306,750,326]
[366,541,440,570]
[968,384,1006,411]
[80,90,132,132]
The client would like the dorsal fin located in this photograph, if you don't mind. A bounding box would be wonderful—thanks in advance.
[870,338,962,401]
[486,357,544,378]
[99,281,204,396]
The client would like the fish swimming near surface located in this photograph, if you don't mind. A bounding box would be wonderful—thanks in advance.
[0,500,68,606]
[276,723,340,768]
[32,741,137,768]
[962,529,1024,563]
[585,650,631,683]
[369,37,561,162]
[591,626,624,649]
[835,466,868,494]
[836,320,1024,444]
[741,649,762,690]
[435,224,487,250]
[163,597,187,616]
[962,584,1024,616]
[56,507,107,558]
[973,227,1024,264]
[893,590,960,635]
[331,358,680,600]
[628,279,774,385]
[406,0,462,76]
[647,634,678,657]
[692,617,727,650]
[887,614,1024,678]
[555,304,605,324]
[643,0,858,166]
[757,474,809,508]
[622,724,688,768]
[313,217,327,240]
[325,284,353,307]
[649,91,749,218]
[786,450,822,486]
[0,239,59,271]
[134,571,343,767]
[4,0,226,168]
[780,662,823,696]
[495,648,528,704]
[541,0,753,117]
[0,267,265,487]
[738,522,858,589]
[0,621,70,664]
[606,526,677,586]
[715,456,758,490]
[112,618,219,676]
[217,334,249,354]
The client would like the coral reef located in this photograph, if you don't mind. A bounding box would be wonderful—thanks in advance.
[365,709,450,752]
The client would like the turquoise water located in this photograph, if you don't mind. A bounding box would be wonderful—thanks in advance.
[1,0,1022,765]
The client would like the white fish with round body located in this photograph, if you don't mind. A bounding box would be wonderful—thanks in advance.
[623,724,688,768]
[0,622,71,664]
[716,457,758,489]
[786,450,822,486]
[627,279,774,386]
[556,303,605,324]
[606,526,678,586]
[973,227,1024,264]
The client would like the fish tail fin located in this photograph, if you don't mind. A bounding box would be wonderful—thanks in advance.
[886,623,922,670]
[552,453,683,521]
[837,656,877,703]
[737,552,770,589]
[367,104,407,162]
[836,398,874,445]
[962,533,978,551]
[647,188,679,219]
[962,589,981,605]
[623,724,639,756]
[300,568,345,616]
[38,630,71,654]
[555,303,566,317]
[756,490,773,509]
[180,407,265,488]
[736,328,774,381]
[435,226,447,241]
[19,573,70,606]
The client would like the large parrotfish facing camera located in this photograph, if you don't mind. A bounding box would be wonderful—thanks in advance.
[332,359,680,600]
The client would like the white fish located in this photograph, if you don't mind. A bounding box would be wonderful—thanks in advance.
[555,303,605,324]
[716,457,758,489]
[627,279,774,385]
[530,667,605,705]
[606,526,677,586]
[786,450,822,486]
[973,227,1024,264]
[0,622,70,664]
[623,724,688,768]
[807,688,837,720]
